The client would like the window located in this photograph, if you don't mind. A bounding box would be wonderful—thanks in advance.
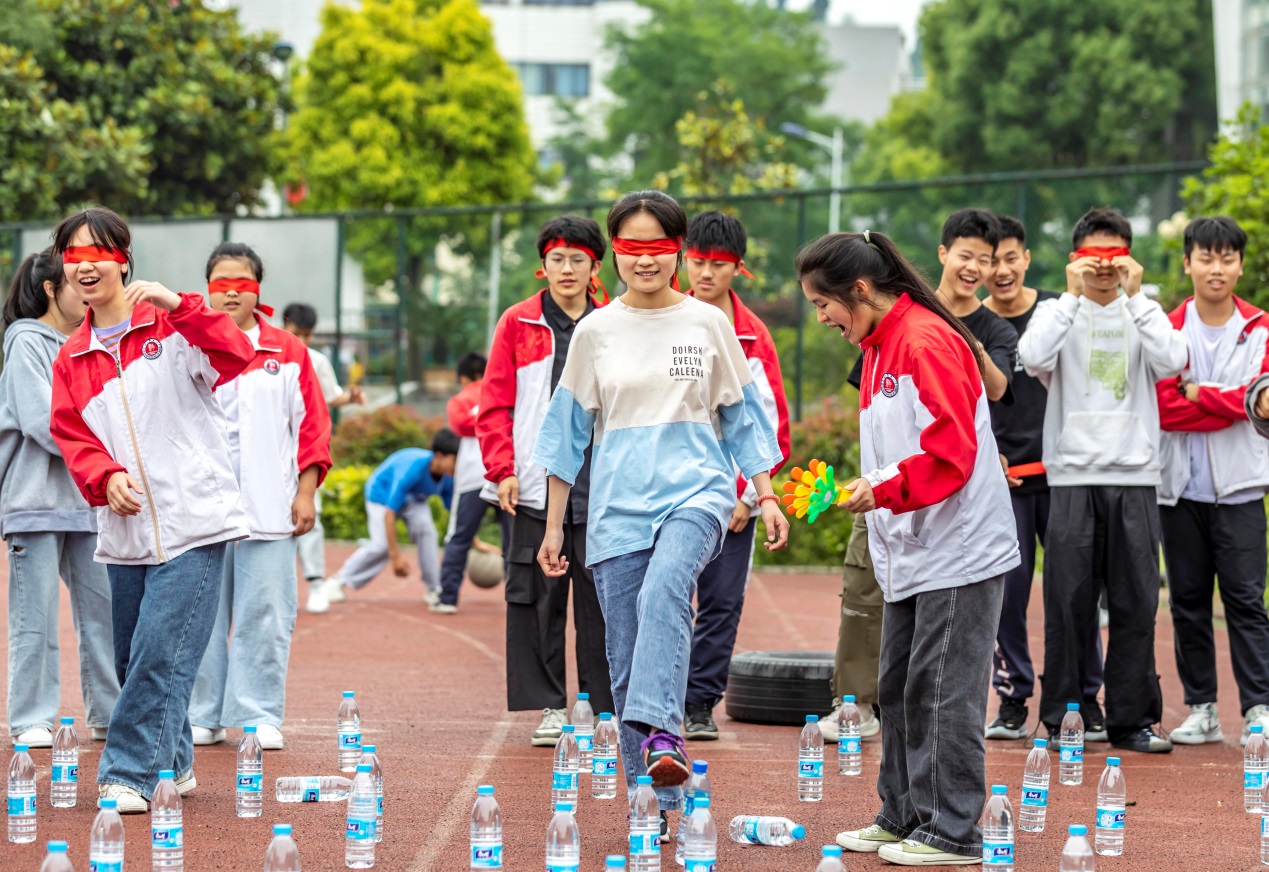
[514,63,590,97]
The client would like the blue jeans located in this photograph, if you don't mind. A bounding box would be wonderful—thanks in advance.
[99,543,226,799]
[6,531,119,733]
[592,508,721,811]
[190,537,299,728]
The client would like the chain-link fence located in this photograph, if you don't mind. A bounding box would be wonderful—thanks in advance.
[0,161,1204,419]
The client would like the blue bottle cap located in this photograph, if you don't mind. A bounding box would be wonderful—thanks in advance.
[477,785,495,796]
[578,693,590,701]
[244,725,257,733]
[342,691,355,698]
[637,775,652,785]
[356,764,372,773]
[695,796,711,809]
[1066,702,1080,711]
[362,745,376,753]
[844,695,856,703]
[100,798,118,809]
[13,744,28,752]
[805,714,818,723]
[1254,725,1265,734]
[606,856,627,868]
[562,725,575,733]
[1107,756,1120,766]
[821,845,841,856]
[1069,824,1088,836]
[273,824,293,836]
[991,784,1007,795]
[791,825,806,839]
[692,760,708,773]
[600,712,613,721]
[555,801,574,812]
[158,769,175,779]
[47,841,69,853]
[60,717,74,725]
[1035,738,1049,748]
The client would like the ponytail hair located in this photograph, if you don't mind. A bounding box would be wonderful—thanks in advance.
[794,231,985,378]
[4,249,63,327]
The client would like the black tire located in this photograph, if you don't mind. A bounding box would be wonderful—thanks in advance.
[724,650,835,726]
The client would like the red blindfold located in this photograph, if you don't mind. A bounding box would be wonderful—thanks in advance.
[208,277,273,318]
[685,246,754,279]
[612,237,683,291]
[63,245,128,265]
[536,238,609,304]
[1074,246,1130,260]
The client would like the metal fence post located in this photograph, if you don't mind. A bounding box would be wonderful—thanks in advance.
[395,216,407,406]
[1015,180,1028,232]
[487,210,503,351]
[332,215,345,427]
[794,193,808,422]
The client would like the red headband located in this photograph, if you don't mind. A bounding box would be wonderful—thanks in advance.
[541,238,600,263]
[63,245,128,265]
[612,237,683,291]
[1074,246,1130,260]
[535,238,609,304]
[208,277,274,318]
[685,246,754,279]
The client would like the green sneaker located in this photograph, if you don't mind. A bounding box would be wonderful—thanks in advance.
[878,839,981,866]
[837,824,901,853]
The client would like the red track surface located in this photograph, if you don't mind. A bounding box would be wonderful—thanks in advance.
[0,545,1263,870]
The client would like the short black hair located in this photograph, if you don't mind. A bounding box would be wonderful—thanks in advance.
[206,241,264,282]
[3,249,63,327]
[1072,206,1132,249]
[941,208,1001,250]
[536,215,607,261]
[431,427,461,457]
[607,190,688,277]
[686,211,748,259]
[282,303,318,330]
[995,215,1026,247]
[1184,216,1247,259]
[456,352,487,382]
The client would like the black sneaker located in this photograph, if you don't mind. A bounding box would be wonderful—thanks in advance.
[660,810,670,843]
[684,704,719,741]
[1084,698,1108,742]
[985,698,1028,740]
[1110,725,1173,754]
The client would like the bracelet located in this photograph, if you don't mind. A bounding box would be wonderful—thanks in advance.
[755,494,779,507]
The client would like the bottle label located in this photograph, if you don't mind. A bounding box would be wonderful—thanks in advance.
[684,858,717,872]
[839,738,862,754]
[1059,745,1084,763]
[1096,807,1126,829]
[982,841,1014,865]
[630,832,657,855]
[551,770,578,791]
[346,816,377,841]
[52,764,78,784]
[302,777,323,802]
[798,760,823,779]
[1021,787,1048,807]
[1247,769,1267,791]
[592,755,617,777]
[236,773,263,794]
[546,863,579,872]
[576,733,593,753]
[743,819,760,841]
[89,862,123,872]
[6,794,35,815]
[471,843,503,867]
[151,824,184,849]
[339,730,361,750]
[378,795,384,815]
[1262,814,1269,836]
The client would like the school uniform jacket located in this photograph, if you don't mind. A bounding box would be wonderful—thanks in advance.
[50,294,254,565]
[447,379,487,497]
[226,320,332,538]
[1155,295,1269,505]
[858,294,1020,602]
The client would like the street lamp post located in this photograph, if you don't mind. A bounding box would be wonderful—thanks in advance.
[781,122,844,234]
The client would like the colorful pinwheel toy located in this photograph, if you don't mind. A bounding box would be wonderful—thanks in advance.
[780,458,854,524]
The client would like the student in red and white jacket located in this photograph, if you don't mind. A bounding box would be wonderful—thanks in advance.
[476,215,614,745]
[188,243,331,752]
[796,230,1018,865]
[682,211,790,741]
[49,207,255,814]
[1155,217,1269,745]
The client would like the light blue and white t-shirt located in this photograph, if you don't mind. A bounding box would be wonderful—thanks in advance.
[532,295,781,566]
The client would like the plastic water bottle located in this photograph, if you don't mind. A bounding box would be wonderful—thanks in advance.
[676,761,711,866]
[727,815,806,846]
[8,743,36,844]
[1095,756,1126,856]
[41,840,75,872]
[470,785,502,870]
[1059,702,1085,786]
[1059,824,1095,871]
[151,769,183,871]
[359,745,384,844]
[236,725,263,818]
[545,801,580,872]
[1019,737,1051,832]
[51,717,79,808]
[981,784,1014,869]
[264,823,301,872]
[345,763,377,868]
[276,776,353,803]
[816,845,846,872]
[339,691,362,773]
[607,858,627,870]
[1248,725,1268,813]
[629,775,660,871]
[592,713,619,800]
[1262,804,1269,866]
[798,714,824,801]
[837,696,862,776]
[682,795,716,872]
[552,724,580,807]
[572,693,595,773]
[89,797,125,872]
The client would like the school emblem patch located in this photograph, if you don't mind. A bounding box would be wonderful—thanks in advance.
[263,358,281,375]
[880,372,899,397]
[1239,328,1249,345]
[141,338,163,360]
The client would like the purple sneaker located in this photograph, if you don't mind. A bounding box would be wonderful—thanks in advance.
[641,731,691,787]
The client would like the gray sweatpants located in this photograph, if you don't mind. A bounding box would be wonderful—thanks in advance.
[334,499,440,592]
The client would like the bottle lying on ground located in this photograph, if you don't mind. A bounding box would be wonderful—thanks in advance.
[276,776,353,803]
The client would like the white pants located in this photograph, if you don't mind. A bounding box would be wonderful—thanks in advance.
[296,489,325,581]
[334,500,440,592]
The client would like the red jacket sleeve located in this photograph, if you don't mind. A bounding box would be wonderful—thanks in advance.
[1156,377,1235,432]
[477,312,518,484]
[1194,382,1258,421]
[871,347,979,514]
[50,357,124,507]
[293,342,333,485]
[447,382,480,438]
[167,293,255,388]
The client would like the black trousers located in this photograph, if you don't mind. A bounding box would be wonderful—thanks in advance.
[1160,498,1269,714]
[438,489,510,606]
[1039,486,1163,740]
[685,518,756,708]
[504,512,614,714]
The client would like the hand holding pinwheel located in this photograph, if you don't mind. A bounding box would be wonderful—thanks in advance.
[780,458,854,524]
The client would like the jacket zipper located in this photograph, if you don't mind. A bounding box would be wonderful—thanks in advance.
[864,347,893,600]
[115,359,166,562]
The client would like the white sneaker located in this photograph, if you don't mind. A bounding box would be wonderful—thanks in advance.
[429,602,458,614]
[191,726,226,746]
[305,584,330,614]
[98,783,148,813]
[254,724,285,750]
[91,727,108,741]
[1169,702,1223,745]
[531,708,569,746]
[175,770,196,795]
[322,578,347,604]
[818,703,843,742]
[14,727,53,748]
[837,824,901,853]
[818,702,880,743]
[1245,704,1269,744]
[423,588,441,607]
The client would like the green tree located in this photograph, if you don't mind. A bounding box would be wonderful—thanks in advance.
[605,0,834,187]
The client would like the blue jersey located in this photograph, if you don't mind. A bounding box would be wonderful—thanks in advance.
[364,448,453,512]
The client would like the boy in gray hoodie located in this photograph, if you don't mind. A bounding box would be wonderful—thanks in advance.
[1018,207,1188,754]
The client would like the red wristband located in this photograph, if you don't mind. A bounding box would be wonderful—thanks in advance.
[756,494,779,506]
